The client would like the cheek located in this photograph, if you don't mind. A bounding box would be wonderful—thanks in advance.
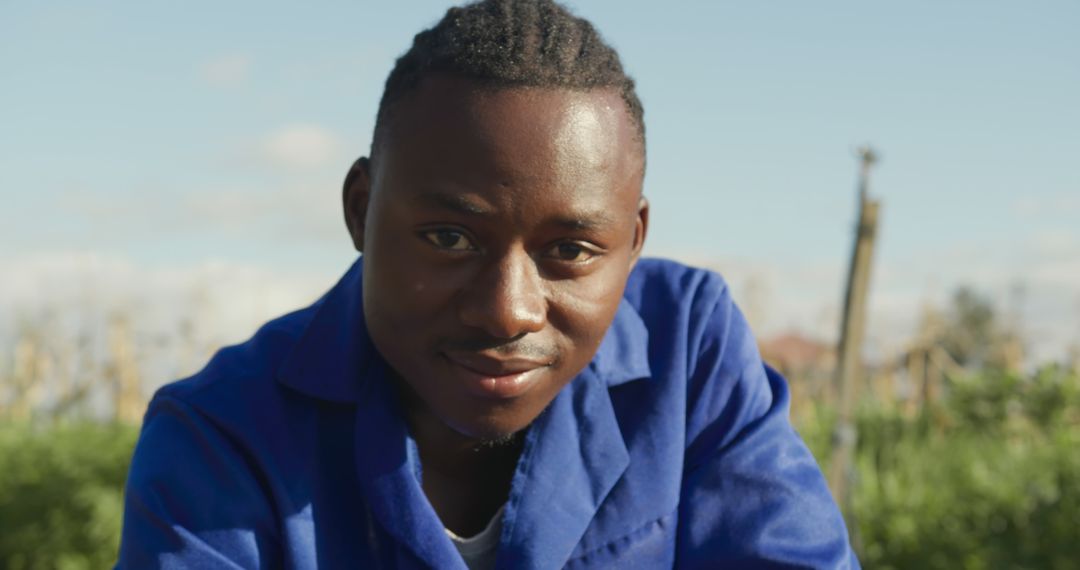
[547,266,629,351]
[363,246,471,334]
[363,204,440,304]
[368,264,450,321]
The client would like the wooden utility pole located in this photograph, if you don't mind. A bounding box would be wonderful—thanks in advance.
[828,146,881,531]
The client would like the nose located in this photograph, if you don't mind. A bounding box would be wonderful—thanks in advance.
[458,248,546,339]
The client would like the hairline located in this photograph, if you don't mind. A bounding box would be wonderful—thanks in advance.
[370,72,646,172]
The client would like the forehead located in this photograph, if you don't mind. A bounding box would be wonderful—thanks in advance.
[373,75,644,211]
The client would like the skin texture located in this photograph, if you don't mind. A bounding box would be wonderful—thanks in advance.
[343,75,648,534]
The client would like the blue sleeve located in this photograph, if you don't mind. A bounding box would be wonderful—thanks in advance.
[676,283,859,569]
[116,395,279,569]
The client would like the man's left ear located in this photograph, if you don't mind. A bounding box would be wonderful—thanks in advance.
[630,196,649,265]
[342,157,372,252]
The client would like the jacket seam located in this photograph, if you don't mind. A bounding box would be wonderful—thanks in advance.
[565,508,677,565]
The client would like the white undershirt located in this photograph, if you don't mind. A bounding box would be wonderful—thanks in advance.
[444,505,505,570]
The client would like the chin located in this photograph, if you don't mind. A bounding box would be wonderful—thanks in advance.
[443,411,529,445]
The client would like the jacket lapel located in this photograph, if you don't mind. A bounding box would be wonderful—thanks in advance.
[278,257,369,403]
[352,364,467,570]
[497,366,630,570]
[279,258,650,569]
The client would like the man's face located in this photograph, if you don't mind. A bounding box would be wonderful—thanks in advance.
[346,75,647,441]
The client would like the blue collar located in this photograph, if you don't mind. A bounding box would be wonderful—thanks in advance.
[277,257,652,402]
[278,257,648,568]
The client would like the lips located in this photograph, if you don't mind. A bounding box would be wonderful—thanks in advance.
[442,350,551,399]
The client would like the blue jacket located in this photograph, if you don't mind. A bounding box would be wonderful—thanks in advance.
[118,258,858,569]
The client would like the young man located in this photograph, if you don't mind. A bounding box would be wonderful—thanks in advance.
[117,1,858,568]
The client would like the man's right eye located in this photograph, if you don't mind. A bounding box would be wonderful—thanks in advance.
[422,229,475,251]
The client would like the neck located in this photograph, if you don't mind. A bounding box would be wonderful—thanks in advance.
[397,381,524,536]
[409,405,524,479]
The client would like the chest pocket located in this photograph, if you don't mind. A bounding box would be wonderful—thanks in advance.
[564,510,677,568]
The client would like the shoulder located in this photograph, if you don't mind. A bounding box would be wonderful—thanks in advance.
[624,257,730,313]
[117,307,311,568]
[123,301,327,525]
[623,258,775,455]
[136,258,368,464]
[150,301,319,415]
[623,257,741,366]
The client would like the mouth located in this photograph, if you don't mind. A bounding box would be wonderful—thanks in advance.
[441,350,551,400]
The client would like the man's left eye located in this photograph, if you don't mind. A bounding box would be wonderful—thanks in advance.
[546,242,597,262]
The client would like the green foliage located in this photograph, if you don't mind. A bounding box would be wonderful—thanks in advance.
[940,287,999,367]
[2,366,1079,568]
[800,365,1080,570]
[0,421,138,570]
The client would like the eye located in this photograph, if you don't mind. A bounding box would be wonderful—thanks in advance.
[422,229,476,251]
[545,241,599,262]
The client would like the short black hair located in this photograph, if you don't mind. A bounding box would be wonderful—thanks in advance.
[372,0,644,157]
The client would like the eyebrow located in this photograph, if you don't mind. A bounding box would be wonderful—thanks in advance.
[549,211,618,232]
[414,190,619,231]
[415,191,494,217]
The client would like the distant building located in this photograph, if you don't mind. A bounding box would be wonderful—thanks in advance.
[759,332,836,419]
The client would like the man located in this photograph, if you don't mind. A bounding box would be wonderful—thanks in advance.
[118,0,858,568]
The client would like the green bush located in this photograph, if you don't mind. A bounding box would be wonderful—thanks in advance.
[800,365,1080,570]
[0,421,138,570]
[2,366,1078,568]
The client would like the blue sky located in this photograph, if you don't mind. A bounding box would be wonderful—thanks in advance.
[2,1,1078,364]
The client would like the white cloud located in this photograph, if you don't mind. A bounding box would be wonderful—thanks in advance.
[0,252,329,336]
[260,124,343,169]
[1028,228,1079,258]
[4,227,1076,401]
[661,232,1080,366]
[1014,192,1080,219]
[199,53,251,88]
[656,251,845,340]
[181,177,345,244]
[0,251,334,391]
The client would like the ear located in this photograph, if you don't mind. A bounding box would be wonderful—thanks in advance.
[343,157,372,252]
[630,196,649,266]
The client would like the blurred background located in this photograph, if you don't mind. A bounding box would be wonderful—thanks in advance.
[1,1,1078,568]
